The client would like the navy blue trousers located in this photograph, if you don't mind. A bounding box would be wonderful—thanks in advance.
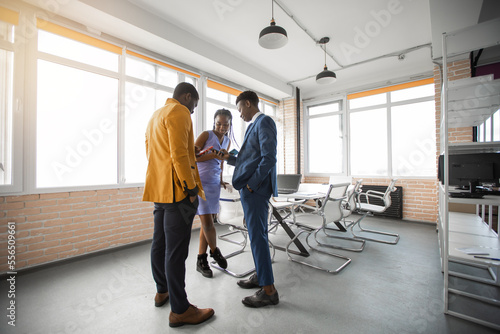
[151,196,198,314]
[239,187,274,286]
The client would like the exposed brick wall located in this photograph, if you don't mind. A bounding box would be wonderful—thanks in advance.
[0,188,201,273]
[434,58,473,145]
[280,98,304,174]
[358,178,438,222]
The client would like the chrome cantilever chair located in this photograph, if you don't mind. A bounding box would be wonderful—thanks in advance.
[350,178,400,245]
[320,179,366,252]
[285,183,352,274]
[340,179,364,227]
[212,186,275,277]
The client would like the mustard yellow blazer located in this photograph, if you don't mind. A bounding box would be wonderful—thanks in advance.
[143,98,205,203]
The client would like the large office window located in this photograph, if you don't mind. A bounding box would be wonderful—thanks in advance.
[36,28,121,188]
[391,100,435,176]
[0,7,18,189]
[37,60,119,187]
[34,18,199,190]
[350,107,387,175]
[205,80,279,177]
[123,52,196,184]
[477,109,500,142]
[306,101,344,174]
[0,17,15,186]
[0,8,279,195]
[348,79,436,177]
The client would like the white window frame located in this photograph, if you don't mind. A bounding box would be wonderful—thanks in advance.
[0,5,275,196]
[304,95,347,177]
[347,84,436,179]
[0,8,23,194]
[477,109,500,143]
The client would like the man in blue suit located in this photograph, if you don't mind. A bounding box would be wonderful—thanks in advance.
[223,90,279,308]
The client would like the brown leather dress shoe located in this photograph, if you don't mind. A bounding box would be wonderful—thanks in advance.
[169,304,215,328]
[154,292,169,307]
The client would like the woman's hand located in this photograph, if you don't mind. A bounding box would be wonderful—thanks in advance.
[217,149,230,161]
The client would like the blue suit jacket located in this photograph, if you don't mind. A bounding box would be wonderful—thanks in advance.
[228,114,278,197]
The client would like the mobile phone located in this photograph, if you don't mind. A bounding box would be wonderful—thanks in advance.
[229,149,239,155]
[197,146,214,157]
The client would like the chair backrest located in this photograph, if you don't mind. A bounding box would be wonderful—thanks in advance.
[321,183,350,224]
[343,179,363,215]
[329,175,353,185]
[217,186,273,229]
[382,178,398,208]
[218,186,246,228]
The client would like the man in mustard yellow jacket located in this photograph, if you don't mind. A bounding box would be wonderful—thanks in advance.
[143,82,214,328]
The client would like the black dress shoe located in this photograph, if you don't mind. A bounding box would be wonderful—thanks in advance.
[237,273,259,289]
[210,247,227,269]
[242,288,279,308]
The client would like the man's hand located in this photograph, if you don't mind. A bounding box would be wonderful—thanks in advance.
[189,195,197,203]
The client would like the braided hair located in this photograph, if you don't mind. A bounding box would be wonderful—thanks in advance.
[213,108,239,149]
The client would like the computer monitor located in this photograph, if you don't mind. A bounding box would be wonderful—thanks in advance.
[277,174,302,194]
[438,153,500,189]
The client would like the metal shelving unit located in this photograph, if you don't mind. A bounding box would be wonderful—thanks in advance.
[439,18,500,331]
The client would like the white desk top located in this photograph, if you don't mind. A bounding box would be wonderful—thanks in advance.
[447,212,500,266]
[449,195,500,205]
[277,192,326,200]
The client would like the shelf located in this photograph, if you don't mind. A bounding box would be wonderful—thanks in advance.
[447,75,500,128]
[448,212,499,266]
[440,18,500,330]
[449,142,500,154]
[449,195,500,206]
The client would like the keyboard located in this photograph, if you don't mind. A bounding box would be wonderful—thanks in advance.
[449,192,484,199]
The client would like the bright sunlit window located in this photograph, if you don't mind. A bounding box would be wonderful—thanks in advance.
[306,102,343,174]
[350,108,388,175]
[36,60,119,188]
[391,101,436,176]
[38,30,118,72]
[477,109,500,142]
[348,82,436,177]
[33,21,200,190]
[0,48,14,185]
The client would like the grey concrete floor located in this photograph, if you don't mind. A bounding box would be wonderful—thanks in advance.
[1,215,498,334]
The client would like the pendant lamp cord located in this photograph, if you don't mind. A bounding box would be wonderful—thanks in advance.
[271,0,274,21]
[324,44,327,68]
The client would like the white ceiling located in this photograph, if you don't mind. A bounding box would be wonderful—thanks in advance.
[21,0,500,101]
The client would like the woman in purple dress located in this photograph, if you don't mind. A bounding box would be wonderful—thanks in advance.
[195,109,235,278]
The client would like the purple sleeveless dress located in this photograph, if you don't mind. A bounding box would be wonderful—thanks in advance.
[197,131,230,215]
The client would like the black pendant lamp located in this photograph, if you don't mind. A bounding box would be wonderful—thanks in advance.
[316,37,336,84]
[259,0,288,49]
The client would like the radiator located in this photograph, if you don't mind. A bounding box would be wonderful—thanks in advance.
[357,185,403,219]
